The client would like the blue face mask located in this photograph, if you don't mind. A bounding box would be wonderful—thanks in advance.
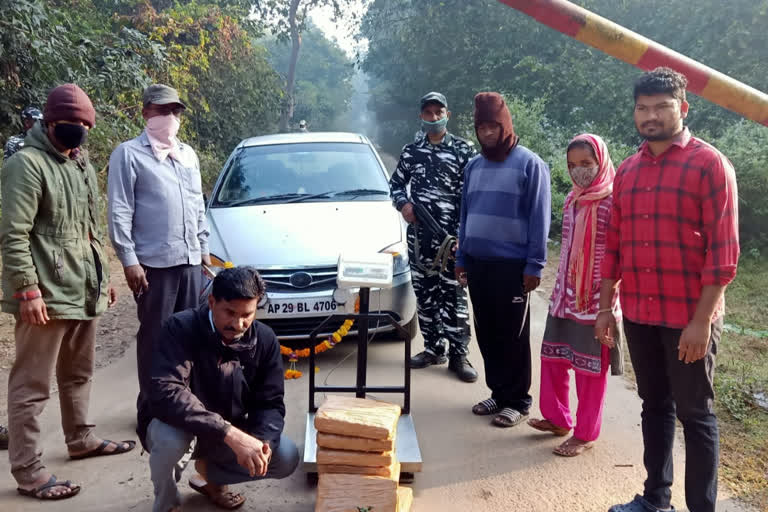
[421,116,448,135]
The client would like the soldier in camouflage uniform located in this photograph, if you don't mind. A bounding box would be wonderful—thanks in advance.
[3,106,43,162]
[389,92,478,383]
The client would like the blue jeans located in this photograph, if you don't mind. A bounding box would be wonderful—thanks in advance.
[146,418,299,512]
[624,319,722,512]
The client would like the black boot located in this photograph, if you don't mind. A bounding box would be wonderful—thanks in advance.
[410,350,448,369]
[448,356,479,382]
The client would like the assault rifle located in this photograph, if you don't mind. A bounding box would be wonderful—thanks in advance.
[410,200,457,276]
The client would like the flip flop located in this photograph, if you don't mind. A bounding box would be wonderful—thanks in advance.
[189,479,246,510]
[17,474,81,500]
[492,408,528,428]
[553,437,594,457]
[527,418,571,437]
[472,398,499,416]
[69,439,136,460]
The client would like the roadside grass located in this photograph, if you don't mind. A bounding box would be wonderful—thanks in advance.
[717,257,768,510]
[543,245,768,508]
[723,257,768,332]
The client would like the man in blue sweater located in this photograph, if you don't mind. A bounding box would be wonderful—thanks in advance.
[456,92,551,428]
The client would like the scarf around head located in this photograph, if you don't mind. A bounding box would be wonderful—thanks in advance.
[564,133,616,312]
[473,92,519,162]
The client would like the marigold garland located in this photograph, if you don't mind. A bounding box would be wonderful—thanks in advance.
[208,260,351,380]
[282,298,359,379]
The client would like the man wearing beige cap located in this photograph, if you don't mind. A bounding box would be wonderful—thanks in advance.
[1,83,135,501]
[108,84,210,411]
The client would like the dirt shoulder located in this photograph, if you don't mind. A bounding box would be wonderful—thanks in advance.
[0,249,135,425]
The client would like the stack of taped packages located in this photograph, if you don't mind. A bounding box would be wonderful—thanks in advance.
[315,395,413,512]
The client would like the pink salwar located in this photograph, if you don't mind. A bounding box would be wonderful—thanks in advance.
[539,344,610,442]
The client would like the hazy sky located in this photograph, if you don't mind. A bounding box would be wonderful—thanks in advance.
[310,3,368,57]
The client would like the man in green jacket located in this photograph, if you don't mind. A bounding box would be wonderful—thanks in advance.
[1,84,135,501]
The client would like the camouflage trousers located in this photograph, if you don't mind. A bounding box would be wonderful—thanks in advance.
[408,231,470,358]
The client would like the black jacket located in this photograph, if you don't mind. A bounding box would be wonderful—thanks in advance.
[137,305,286,451]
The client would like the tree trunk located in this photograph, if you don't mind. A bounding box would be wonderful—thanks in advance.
[279,0,303,132]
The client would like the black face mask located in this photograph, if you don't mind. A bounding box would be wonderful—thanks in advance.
[53,123,88,149]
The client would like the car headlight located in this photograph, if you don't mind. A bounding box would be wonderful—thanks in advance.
[333,287,353,305]
[380,242,410,275]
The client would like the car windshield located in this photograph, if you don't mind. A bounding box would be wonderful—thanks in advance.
[213,142,391,206]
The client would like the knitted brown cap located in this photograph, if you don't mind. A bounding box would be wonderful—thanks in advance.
[474,92,518,162]
[44,84,96,128]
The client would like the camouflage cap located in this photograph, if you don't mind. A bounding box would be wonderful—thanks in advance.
[420,91,448,110]
[142,84,187,109]
[21,106,43,120]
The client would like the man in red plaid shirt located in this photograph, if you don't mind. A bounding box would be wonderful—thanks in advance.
[596,68,739,512]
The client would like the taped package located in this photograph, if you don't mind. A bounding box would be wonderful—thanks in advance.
[317,447,394,467]
[316,473,398,512]
[317,432,395,453]
[318,460,400,479]
[315,395,401,440]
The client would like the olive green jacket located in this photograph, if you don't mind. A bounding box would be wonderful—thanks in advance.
[1,122,109,319]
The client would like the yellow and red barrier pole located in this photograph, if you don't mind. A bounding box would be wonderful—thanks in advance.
[497,0,768,127]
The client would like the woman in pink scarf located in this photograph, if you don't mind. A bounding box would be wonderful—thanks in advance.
[528,133,623,456]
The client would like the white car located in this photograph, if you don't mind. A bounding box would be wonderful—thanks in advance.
[205,132,417,342]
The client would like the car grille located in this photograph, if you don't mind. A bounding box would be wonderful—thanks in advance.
[264,312,402,345]
[259,266,338,293]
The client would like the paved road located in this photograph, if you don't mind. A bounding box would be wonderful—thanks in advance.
[0,292,752,511]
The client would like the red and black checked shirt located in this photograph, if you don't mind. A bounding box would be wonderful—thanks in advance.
[602,128,739,329]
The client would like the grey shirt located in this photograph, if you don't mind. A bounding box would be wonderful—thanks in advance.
[108,131,209,268]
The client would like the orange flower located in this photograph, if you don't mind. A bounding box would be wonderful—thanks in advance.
[279,299,362,379]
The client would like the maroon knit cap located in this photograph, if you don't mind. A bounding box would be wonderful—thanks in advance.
[474,92,518,162]
[44,84,96,128]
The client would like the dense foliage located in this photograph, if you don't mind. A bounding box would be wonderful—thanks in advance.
[264,23,355,131]
[0,0,354,188]
[360,0,768,250]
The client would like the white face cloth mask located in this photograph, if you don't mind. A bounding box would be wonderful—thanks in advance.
[145,114,194,166]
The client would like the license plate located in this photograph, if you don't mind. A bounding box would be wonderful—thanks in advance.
[263,296,339,317]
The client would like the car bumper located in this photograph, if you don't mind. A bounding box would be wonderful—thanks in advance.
[259,271,416,341]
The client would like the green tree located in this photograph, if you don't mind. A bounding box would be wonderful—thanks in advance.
[1,0,287,188]
[359,0,768,248]
[118,1,284,183]
[359,0,768,148]
[0,0,165,154]
[253,0,362,131]
[264,24,354,130]
[715,121,768,251]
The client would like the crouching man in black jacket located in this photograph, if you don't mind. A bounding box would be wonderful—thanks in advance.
[138,266,299,512]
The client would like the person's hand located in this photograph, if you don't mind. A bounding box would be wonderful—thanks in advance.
[523,274,540,293]
[202,254,212,266]
[262,440,272,464]
[20,297,49,325]
[124,265,149,296]
[594,311,617,349]
[400,202,416,224]
[223,427,270,477]
[455,265,468,287]
[678,319,711,364]
[108,286,118,308]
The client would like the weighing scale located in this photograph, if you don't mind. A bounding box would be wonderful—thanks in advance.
[303,253,423,483]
